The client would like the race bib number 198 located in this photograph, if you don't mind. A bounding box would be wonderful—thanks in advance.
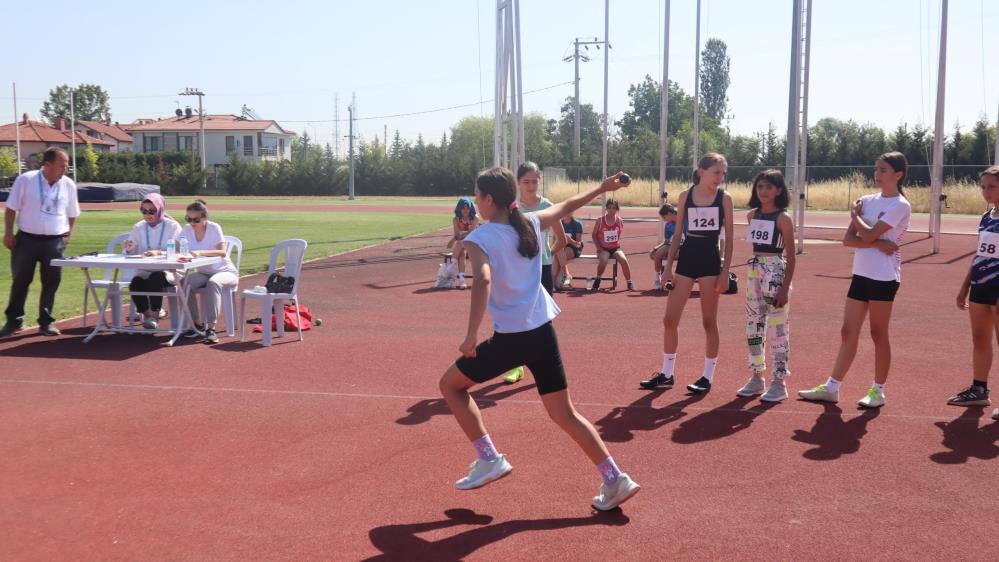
[687,207,719,232]
[747,219,775,243]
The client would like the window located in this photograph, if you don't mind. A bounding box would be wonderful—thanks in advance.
[225,136,235,155]
[181,136,194,151]
[279,138,285,156]
[243,135,253,156]
[145,136,160,152]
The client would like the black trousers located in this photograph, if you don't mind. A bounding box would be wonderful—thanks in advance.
[129,272,170,313]
[5,231,67,326]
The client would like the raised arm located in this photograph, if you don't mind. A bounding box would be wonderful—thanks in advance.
[536,172,628,231]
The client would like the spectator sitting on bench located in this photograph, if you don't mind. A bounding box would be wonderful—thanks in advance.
[591,199,634,291]
[650,204,678,290]
[447,197,479,290]
[553,212,584,290]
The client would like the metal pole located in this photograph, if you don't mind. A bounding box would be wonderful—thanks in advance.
[348,103,355,200]
[930,0,948,254]
[574,39,581,158]
[12,83,21,172]
[796,0,812,255]
[513,0,525,168]
[198,93,206,187]
[692,0,701,168]
[785,0,802,213]
[658,0,671,244]
[70,89,77,182]
[994,99,998,166]
[334,93,340,160]
[493,0,504,166]
[601,0,609,206]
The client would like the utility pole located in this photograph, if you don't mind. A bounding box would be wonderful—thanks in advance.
[692,0,701,168]
[564,37,599,159]
[658,1,671,243]
[12,83,21,173]
[347,92,356,200]
[179,87,207,187]
[70,88,77,182]
[930,0,948,254]
[601,0,610,191]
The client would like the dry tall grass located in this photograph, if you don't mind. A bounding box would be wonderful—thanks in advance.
[545,177,989,215]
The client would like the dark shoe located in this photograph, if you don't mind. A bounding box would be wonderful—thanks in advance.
[687,376,712,394]
[183,324,206,338]
[591,278,602,291]
[640,372,674,389]
[0,321,23,338]
[202,328,219,344]
[38,324,61,337]
[947,385,991,407]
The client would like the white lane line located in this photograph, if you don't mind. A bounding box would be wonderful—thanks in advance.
[0,378,976,422]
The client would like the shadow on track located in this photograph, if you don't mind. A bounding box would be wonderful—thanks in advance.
[930,407,999,464]
[791,402,880,460]
[397,381,537,426]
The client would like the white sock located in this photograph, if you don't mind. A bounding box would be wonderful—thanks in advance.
[459,273,465,281]
[825,377,841,392]
[661,353,676,377]
[873,382,886,394]
[702,357,718,382]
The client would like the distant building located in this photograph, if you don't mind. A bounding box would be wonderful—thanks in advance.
[127,111,295,167]
[0,114,114,169]
[75,120,134,153]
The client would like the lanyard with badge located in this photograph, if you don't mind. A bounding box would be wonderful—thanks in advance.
[145,222,166,250]
[38,173,61,215]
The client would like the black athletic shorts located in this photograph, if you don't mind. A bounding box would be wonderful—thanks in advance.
[541,265,554,295]
[675,236,721,279]
[847,274,900,302]
[455,321,567,395]
[970,284,999,306]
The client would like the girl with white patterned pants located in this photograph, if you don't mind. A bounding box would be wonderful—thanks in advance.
[737,170,796,402]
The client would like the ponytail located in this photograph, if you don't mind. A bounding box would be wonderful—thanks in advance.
[476,166,538,259]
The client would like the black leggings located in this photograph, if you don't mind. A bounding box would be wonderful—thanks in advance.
[541,264,554,295]
[130,272,170,313]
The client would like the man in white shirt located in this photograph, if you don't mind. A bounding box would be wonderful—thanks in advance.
[1,147,80,337]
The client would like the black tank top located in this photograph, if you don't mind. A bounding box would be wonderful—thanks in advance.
[749,209,784,254]
[682,188,725,238]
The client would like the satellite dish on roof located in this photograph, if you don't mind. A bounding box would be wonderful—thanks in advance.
[184,107,193,118]
[175,108,183,117]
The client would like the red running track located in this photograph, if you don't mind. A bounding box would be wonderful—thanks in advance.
[0,218,997,560]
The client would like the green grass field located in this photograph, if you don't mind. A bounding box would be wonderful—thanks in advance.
[0,209,449,326]
[184,196,457,207]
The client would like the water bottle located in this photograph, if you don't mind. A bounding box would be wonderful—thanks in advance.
[166,239,176,261]
[179,237,189,258]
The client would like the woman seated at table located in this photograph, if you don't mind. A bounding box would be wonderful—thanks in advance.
[180,199,238,345]
[124,194,182,331]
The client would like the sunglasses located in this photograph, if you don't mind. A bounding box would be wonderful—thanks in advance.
[141,208,157,215]
[185,216,204,224]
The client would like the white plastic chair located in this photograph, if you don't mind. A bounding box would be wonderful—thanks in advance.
[191,235,243,336]
[82,233,133,328]
[240,239,307,347]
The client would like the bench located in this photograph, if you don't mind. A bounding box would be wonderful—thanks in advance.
[574,254,618,290]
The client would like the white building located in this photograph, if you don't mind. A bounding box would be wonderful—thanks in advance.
[126,113,296,168]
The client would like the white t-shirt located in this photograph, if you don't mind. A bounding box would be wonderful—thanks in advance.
[463,213,560,333]
[6,170,80,235]
[180,221,237,275]
[127,218,182,254]
[852,193,911,282]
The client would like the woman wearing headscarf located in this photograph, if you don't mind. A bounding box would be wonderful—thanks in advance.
[124,194,182,330]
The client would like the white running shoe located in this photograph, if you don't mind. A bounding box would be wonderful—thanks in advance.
[858,387,885,409]
[760,378,788,402]
[654,276,662,290]
[592,473,641,511]
[798,384,839,403]
[455,455,513,490]
[736,375,766,397]
[142,317,158,330]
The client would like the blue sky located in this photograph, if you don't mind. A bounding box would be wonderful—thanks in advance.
[4,0,997,160]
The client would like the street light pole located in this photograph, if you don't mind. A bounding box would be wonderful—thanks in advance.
[70,88,77,182]
[564,37,599,160]
[179,88,207,187]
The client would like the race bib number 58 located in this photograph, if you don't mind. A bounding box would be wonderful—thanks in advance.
[978,231,999,258]
[687,207,719,232]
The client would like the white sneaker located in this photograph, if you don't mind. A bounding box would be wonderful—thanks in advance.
[654,276,662,290]
[455,455,513,490]
[592,473,641,511]
[142,317,158,330]
[562,275,572,289]
[158,309,168,319]
[858,387,885,408]
[760,378,788,402]
[736,375,766,397]
[459,281,468,290]
[798,384,839,403]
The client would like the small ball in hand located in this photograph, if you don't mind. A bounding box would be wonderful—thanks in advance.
[619,173,631,185]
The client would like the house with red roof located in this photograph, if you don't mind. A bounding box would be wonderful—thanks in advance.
[126,111,295,168]
[75,120,134,153]
[0,114,115,169]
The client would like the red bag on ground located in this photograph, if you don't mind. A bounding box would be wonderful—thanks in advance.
[253,304,313,332]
